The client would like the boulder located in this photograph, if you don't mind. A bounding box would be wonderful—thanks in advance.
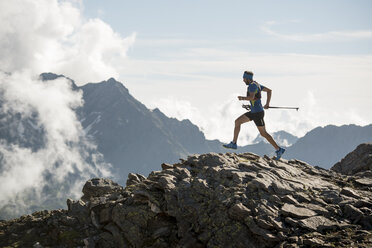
[280,203,317,219]
[81,178,123,201]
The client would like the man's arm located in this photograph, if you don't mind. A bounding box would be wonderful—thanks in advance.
[262,87,272,109]
[238,91,255,101]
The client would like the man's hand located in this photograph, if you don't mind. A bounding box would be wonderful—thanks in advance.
[264,104,270,109]
[238,96,245,101]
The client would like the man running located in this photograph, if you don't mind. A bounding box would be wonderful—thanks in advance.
[223,71,285,160]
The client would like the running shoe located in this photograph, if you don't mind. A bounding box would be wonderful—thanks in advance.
[223,141,237,150]
[275,147,286,160]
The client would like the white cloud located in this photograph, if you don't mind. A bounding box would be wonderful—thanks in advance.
[151,94,269,146]
[261,21,372,42]
[124,49,372,145]
[0,71,111,218]
[153,88,370,147]
[0,0,136,84]
[0,0,139,218]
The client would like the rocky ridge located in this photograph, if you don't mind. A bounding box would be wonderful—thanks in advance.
[331,143,372,175]
[1,151,372,248]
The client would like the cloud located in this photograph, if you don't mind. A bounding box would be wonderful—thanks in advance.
[0,0,136,84]
[0,0,139,218]
[153,88,370,148]
[151,94,261,146]
[134,49,372,146]
[0,71,111,219]
[261,21,372,42]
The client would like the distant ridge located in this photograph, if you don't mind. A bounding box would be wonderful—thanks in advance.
[1,73,371,219]
[286,124,372,169]
[37,74,372,173]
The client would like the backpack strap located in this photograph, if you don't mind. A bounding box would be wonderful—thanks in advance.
[252,81,262,100]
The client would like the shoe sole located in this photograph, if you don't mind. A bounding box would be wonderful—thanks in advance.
[222,145,237,150]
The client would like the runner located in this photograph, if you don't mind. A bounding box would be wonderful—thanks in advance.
[223,71,285,160]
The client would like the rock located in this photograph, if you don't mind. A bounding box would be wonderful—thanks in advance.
[2,150,372,248]
[82,178,123,201]
[284,217,299,227]
[320,190,343,204]
[111,203,156,247]
[161,163,174,170]
[33,242,43,248]
[287,236,299,243]
[298,216,339,232]
[340,187,361,199]
[355,178,372,187]
[97,232,116,248]
[83,237,95,248]
[343,204,364,222]
[282,195,300,205]
[245,217,278,242]
[354,199,372,208]
[186,152,236,167]
[304,203,329,216]
[91,210,101,229]
[104,223,128,247]
[228,203,252,221]
[293,192,311,203]
[152,226,171,239]
[157,174,177,190]
[99,207,112,224]
[66,199,89,223]
[331,143,372,175]
[303,237,325,247]
[280,203,317,219]
[126,173,146,186]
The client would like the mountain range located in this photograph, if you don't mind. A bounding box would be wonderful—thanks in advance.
[39,73,372,178]
[0,73,371,219]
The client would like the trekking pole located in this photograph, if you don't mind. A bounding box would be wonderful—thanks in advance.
[242,104,299,111]
[268,106,299,111]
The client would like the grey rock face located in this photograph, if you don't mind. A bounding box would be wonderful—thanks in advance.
[81,178,123,202]
[1,152,372,247]
[331,143,372,175]
[280,203,317,218]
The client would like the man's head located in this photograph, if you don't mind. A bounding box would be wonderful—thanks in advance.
[243,71,253,84]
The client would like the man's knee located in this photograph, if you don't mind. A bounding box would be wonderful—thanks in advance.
[235,118,243,126]
[235,115,249,126]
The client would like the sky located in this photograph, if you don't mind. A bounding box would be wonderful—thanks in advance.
[2,0,372,146]
[81,0,372,145]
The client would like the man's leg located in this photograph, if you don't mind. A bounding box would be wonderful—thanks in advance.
[256,126,280,151]
[233,114,251,143]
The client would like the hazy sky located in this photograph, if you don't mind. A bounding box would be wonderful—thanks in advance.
[81,0,372,144]
[2,0,372,145]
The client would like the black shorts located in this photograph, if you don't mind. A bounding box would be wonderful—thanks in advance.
[245,111,265,126]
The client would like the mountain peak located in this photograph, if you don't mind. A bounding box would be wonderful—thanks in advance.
[106,77,119,84]
[103,77,129,93]
[253,130,298,147]
[39,72,78,90]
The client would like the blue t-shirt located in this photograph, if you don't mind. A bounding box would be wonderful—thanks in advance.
[247,82,266,113]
